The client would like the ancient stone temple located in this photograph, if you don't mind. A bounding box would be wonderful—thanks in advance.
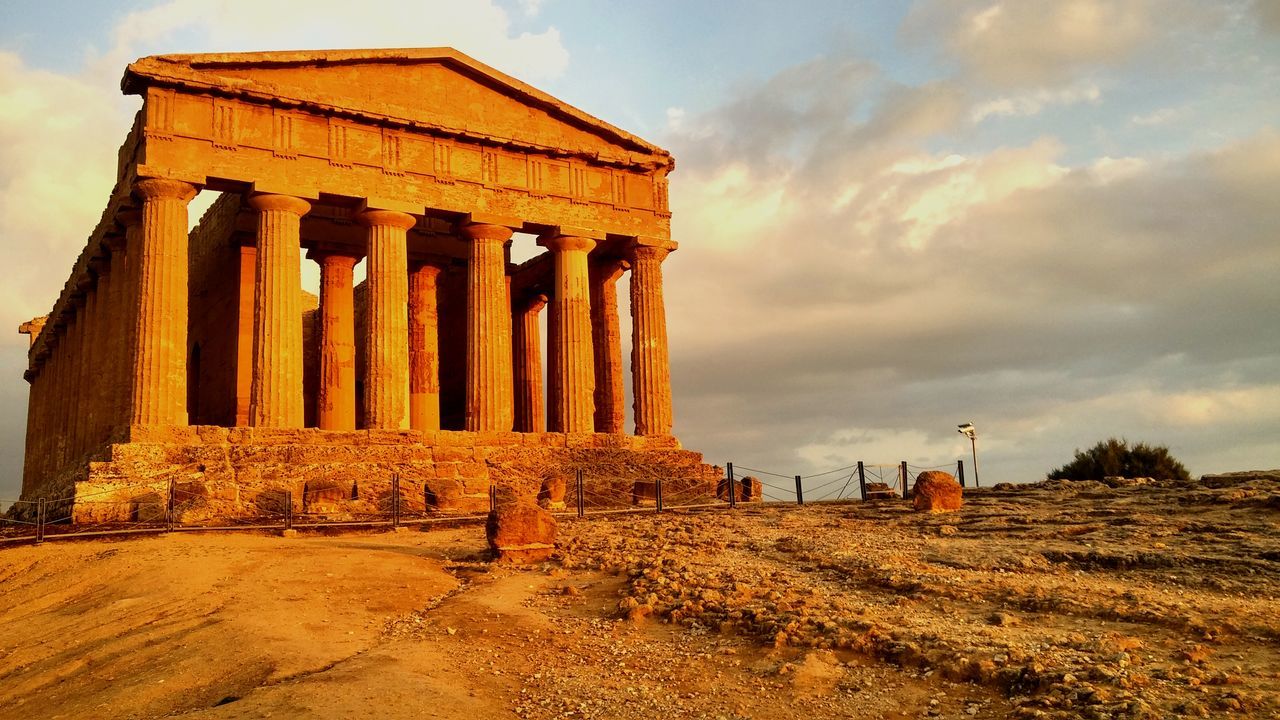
[18,49,717,520]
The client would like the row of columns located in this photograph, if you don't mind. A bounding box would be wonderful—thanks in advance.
[25,177,676,488]
[23,178,192,486]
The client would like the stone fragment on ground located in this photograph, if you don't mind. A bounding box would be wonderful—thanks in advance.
[487,489,557,563]
[912,470,963,513]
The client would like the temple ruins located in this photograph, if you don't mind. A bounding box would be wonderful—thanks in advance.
[17,48,718,521]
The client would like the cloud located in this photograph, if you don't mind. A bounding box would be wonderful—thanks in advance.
[659,51,1280,483]
[1130,107,1181,126]
[1256,0,1280,33]
[902,0,1220,88]
[970,81,1102,122]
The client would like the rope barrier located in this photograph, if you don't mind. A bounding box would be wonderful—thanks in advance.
[801,463,860,480]
[732,465,794,481]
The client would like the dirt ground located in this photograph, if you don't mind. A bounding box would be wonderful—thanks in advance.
[0,474,1277,720]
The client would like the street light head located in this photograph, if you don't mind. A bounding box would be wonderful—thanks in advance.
[957,422,976,439]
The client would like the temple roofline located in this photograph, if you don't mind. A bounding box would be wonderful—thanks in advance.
[122,47,673,169]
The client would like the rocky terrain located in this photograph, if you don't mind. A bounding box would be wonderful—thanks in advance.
[0,473,1277,719]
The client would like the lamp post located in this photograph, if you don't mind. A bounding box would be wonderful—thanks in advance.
[958,422,979,488]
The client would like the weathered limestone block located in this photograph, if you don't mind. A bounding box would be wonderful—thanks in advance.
[487,488,557,564]
[716,476,761,502]
[865,482,896,499]
[912,471,963,513]
[302,478,348,513]
[423,478,489,514]
[537,474,568,510]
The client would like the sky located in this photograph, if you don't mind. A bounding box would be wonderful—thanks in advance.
[0,0,1277,499]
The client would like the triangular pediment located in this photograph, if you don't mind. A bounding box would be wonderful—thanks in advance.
[124,48,670,168]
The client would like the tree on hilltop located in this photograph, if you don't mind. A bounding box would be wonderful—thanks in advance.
[1048,438,1191,482]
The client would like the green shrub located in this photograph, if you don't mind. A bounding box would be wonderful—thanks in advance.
[1048,438,1191,482]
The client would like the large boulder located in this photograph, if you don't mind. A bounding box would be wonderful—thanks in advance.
[912,471,963,513]
[487,489,557,564]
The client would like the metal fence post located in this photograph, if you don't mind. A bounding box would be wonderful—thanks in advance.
[576,468,585,518]
[166,478,176,532]
[655,477,663,513]
[900,461,909,500]
[36,497,45,545]
[285,491,293,530]
[857,462,867,501]
[957,459,965,488]
[795,475,804,505]
[392,474,401,527]
[727,462,737,508]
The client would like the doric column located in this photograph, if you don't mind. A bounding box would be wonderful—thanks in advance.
[590,260,626,433]
[461,222,515,432]
[88,259,112,446]
[74,284,95,457]
[130,178,197,427]
[50,340,66,473]
[628,241,675,436]
[312,250,359,430]
[512,293,547,432]
[541,234,597,433]
[359,209,415,430]
[112,215,140,432]
[234,245,255,426]
[22,367,43,495]
[63,308,82,465]
[409,260,444,431]
[246,193,310,428]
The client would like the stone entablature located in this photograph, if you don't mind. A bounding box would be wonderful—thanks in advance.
[18,48,701,511]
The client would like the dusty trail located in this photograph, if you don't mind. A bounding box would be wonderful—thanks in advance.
[0,475,1276,719]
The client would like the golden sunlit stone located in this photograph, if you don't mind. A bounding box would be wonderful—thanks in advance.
[16,48,714,520]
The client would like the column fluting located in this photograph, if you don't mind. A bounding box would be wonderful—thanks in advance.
[315,252,359,430]
[462,223,515,432]
[247,193,310,428]
[409,261,444,432]
[590,260,626,433]
[543,235,596,434]
[129,178,197,427]
[359,209,416,430]
[628,243,674,436]
[512,294,547,432]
